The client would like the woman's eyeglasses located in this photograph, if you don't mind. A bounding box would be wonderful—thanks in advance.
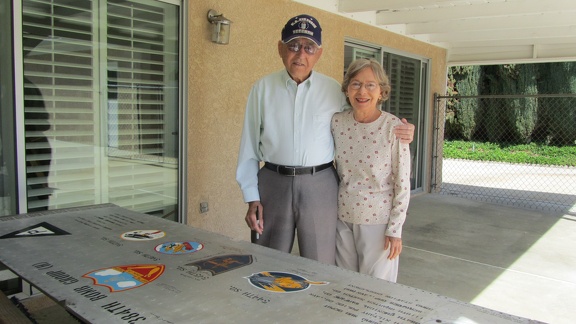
[349,81,379,91]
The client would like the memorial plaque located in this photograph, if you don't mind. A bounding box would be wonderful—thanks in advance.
[0,204,542,323]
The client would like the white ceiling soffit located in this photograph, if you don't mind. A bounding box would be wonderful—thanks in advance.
[295,0,576,66]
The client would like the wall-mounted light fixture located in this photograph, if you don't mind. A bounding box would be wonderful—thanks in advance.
[207,9,232,45]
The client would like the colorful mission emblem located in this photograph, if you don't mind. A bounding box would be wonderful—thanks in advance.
[83,264,165,292]
[154,241,204,255]
[245,271,328,293]
[120,230,166,241]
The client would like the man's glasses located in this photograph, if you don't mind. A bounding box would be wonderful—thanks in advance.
[284,41,320,55]
[349,81,379,92]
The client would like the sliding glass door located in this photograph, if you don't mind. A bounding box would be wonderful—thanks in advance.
[17,0,181,220]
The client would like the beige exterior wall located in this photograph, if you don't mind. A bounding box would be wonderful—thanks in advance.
[186,0,447,240]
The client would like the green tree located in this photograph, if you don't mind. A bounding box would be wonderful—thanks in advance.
[482,65,510,142]
[514,64,538,143]
[482,64,538,144]
[537,62,576,145]
[445,65,480,140]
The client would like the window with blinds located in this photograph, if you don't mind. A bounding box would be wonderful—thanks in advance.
[344,42,428,191]
[383,53,422,125]
[344,46,382,70]
[21,0,180,219]
[383,53,427,190]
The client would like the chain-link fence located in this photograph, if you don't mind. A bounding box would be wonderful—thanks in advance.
[433,94,576,214]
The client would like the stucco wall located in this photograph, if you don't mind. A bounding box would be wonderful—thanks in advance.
[186,0,447,241]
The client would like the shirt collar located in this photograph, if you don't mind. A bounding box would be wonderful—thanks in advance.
[282,69,315,87]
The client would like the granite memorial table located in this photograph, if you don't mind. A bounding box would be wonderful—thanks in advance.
[0,204,542,323]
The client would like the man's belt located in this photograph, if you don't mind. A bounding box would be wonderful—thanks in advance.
[263,162,333,176]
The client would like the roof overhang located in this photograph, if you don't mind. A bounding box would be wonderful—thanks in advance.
[296,0,576,66]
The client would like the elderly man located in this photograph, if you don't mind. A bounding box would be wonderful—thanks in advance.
[236,14,414,265]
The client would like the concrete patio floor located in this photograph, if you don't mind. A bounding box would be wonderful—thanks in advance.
[399,193,576,324]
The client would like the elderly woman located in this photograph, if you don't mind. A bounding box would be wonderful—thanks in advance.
[330,58,411,282]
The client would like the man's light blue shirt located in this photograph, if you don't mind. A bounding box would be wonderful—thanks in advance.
[236,69,349,202]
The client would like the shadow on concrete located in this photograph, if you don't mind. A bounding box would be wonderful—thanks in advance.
[398,193,576,324]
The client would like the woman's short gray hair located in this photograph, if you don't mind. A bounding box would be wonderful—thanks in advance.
[342,58,391,105]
